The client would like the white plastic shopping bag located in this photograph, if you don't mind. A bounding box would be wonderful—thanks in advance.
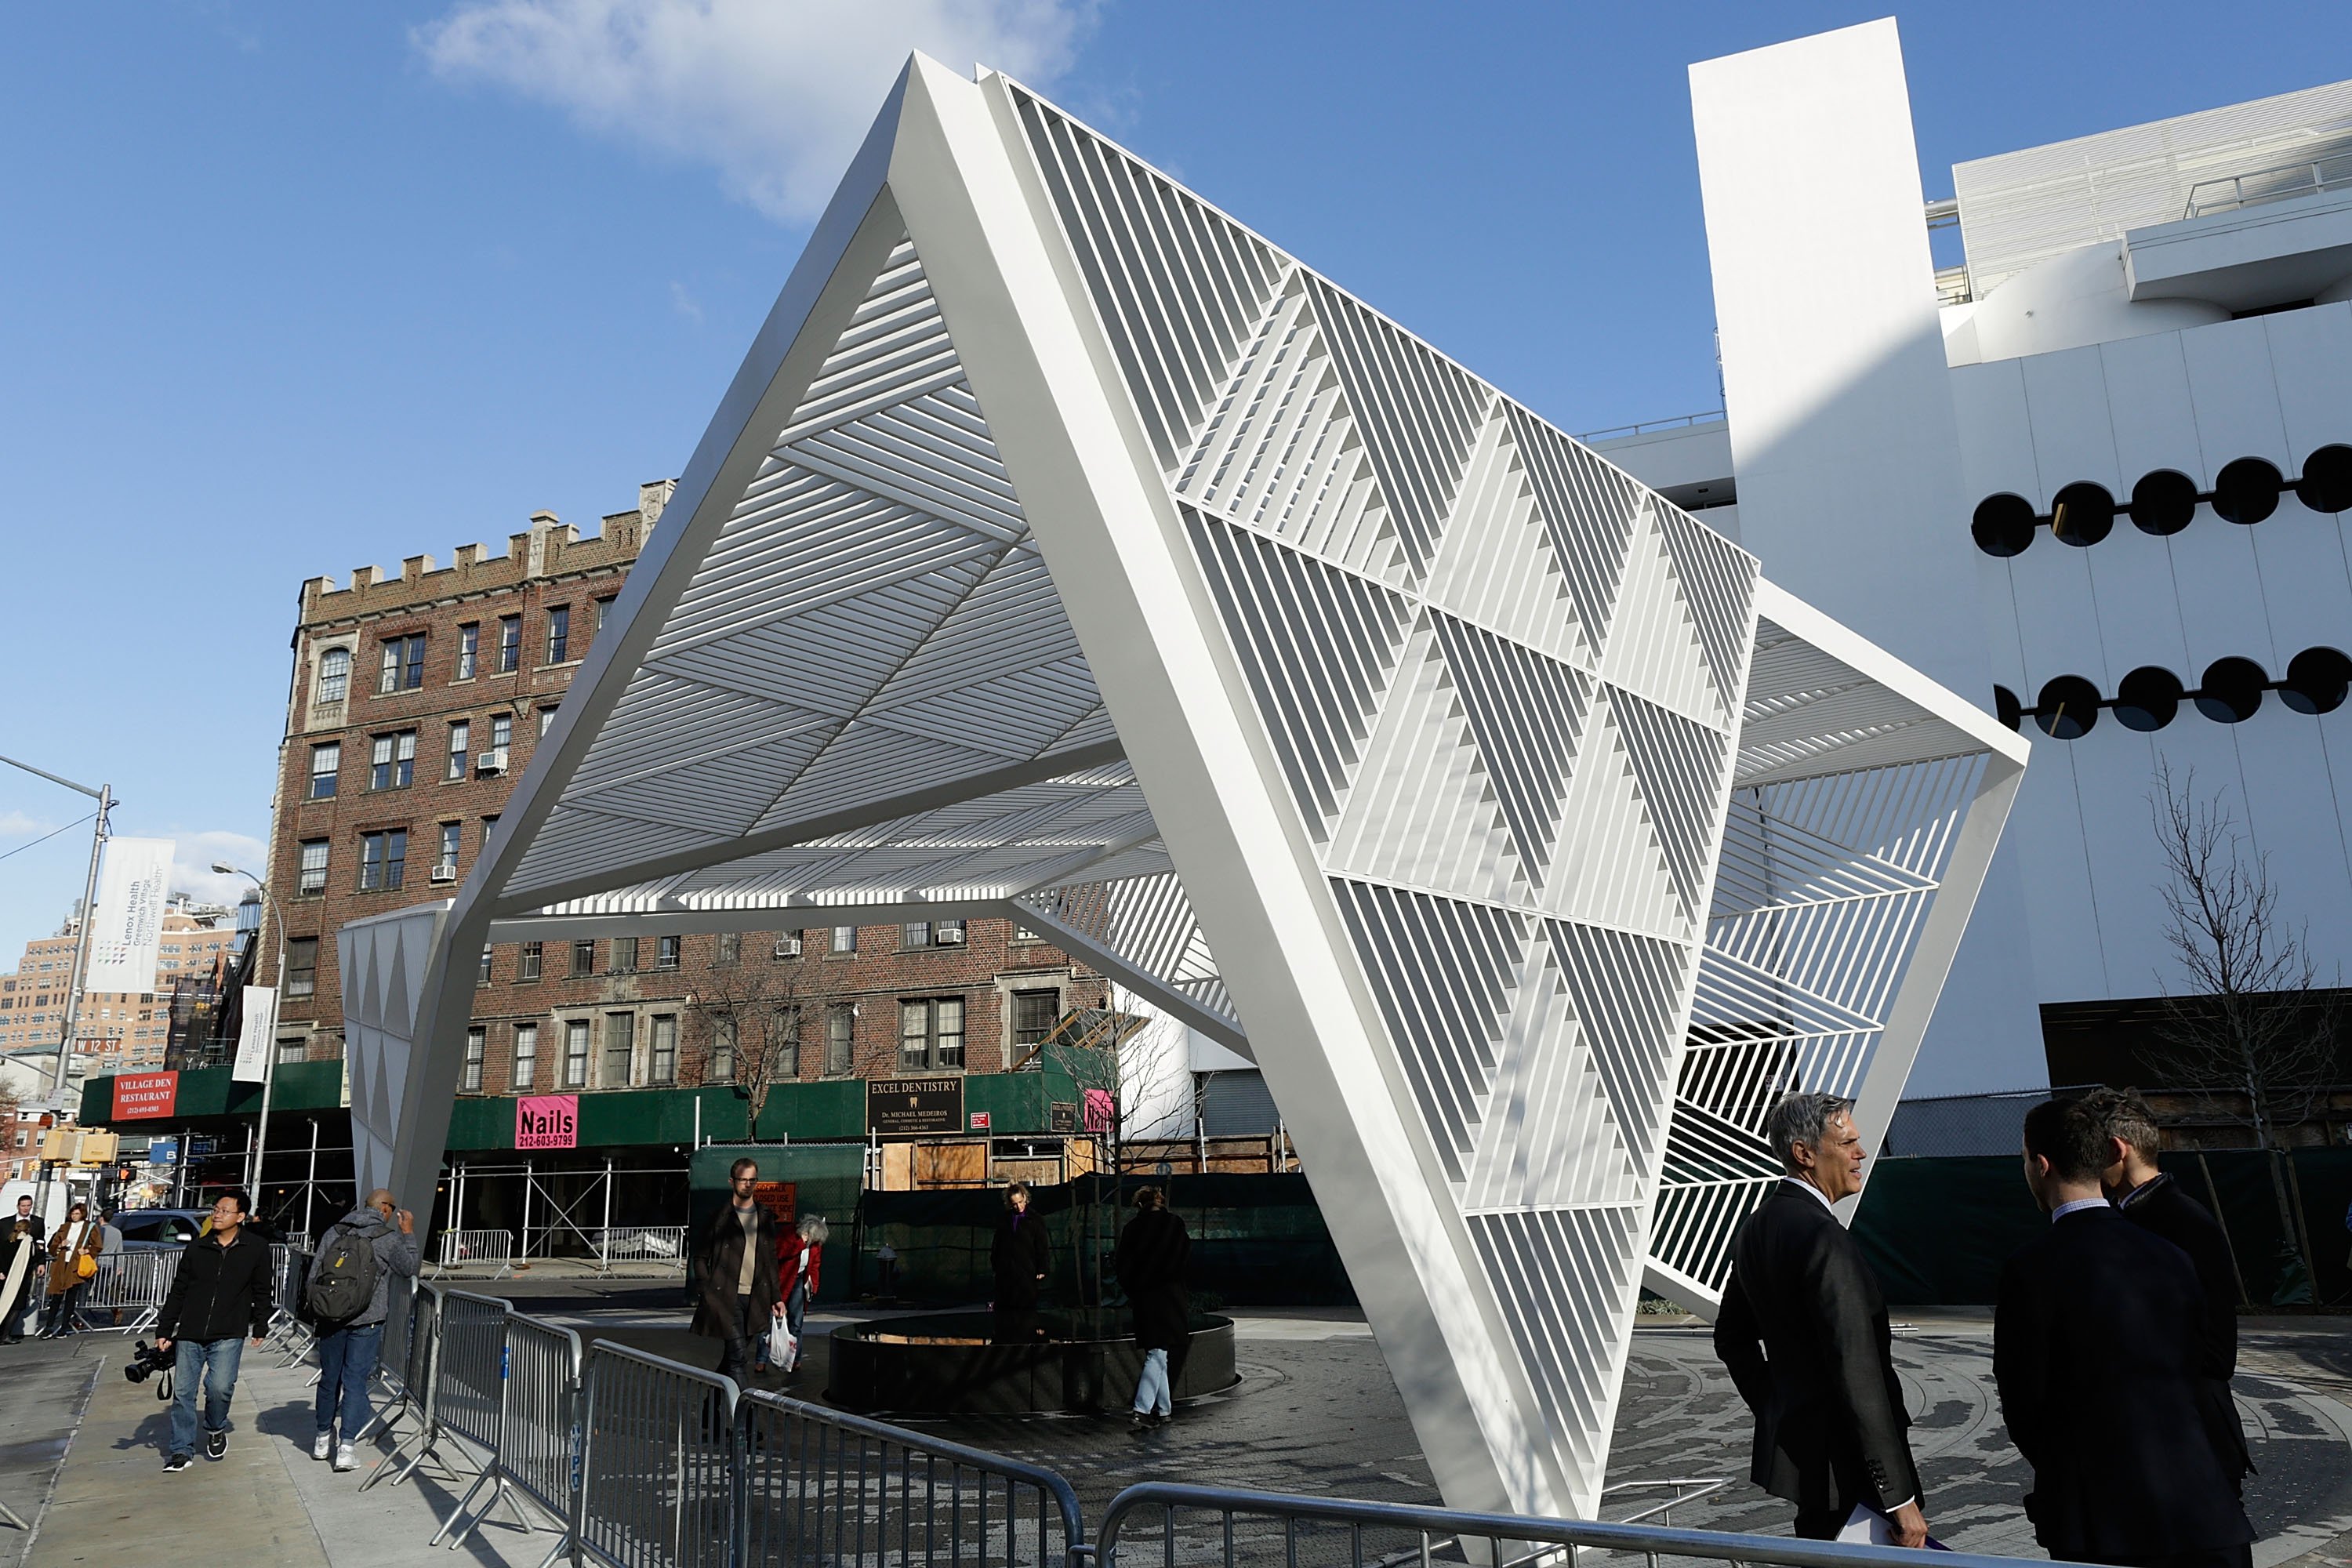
[1838,1504,1949,1551]
[765,1318,793,1371]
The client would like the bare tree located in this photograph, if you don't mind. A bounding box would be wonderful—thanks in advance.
[689,957,811,1141]
[2148,761,2339,1294]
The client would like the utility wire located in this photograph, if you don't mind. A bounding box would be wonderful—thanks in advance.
[0,811,98,866]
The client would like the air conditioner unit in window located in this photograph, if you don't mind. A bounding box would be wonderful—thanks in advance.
[774,935,802,957]
[939,925,966,945]
[430,862,459,884]
[475,750,507,776]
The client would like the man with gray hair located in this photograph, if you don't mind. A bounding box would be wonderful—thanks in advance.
[1714,1091,1927,1545]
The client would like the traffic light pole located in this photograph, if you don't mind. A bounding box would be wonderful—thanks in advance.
[0,753,112,1098]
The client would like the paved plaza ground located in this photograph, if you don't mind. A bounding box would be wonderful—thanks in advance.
[5,1276,2350,1568]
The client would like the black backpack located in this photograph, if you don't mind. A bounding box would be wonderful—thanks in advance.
[303,1221,379,1323]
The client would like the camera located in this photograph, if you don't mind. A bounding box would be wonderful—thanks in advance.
[124,1340,173,1384]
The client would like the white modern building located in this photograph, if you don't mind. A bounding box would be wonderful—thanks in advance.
[1598,23,2352,1097]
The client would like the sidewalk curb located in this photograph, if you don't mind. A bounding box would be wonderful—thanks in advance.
[13,1359,100,1564]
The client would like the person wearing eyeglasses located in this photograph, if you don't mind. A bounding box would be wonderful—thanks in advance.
[691,1158,781,1385]
[154,1189,274,1474]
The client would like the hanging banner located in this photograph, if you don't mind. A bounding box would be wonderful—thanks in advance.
[84,837,175,994]
[231,985,278,1083]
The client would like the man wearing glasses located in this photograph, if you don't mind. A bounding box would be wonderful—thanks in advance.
[691,1157,781,1385]
[154,1189,274,1473]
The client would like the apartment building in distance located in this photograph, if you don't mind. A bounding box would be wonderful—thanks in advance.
[0,902,241,1080]
[263,481,1113,1112]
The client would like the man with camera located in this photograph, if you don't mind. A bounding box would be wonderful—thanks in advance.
[307,1189,419,1472]
[154,1189,273,1473]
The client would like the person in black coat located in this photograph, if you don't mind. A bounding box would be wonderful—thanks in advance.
[2087,1087,2251,1488]
[1996,1096,2255,1568]
[1115,1187,1191,1430]
[1714,1091,1928,1545]
[989,1181,1050,1335]
[1,1196,44,1343]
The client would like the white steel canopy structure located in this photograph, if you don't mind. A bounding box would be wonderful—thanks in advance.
[341,56,2026,1519]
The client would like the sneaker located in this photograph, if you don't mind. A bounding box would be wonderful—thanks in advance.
[332,1443,356,1472]
[205,1429,228,1461]
[164,1454,192,1473]
[312,1432,333,1461]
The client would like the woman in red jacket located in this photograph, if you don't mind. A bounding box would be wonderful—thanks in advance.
[760,1215,826,1374]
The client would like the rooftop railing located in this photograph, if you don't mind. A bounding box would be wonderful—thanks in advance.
[2183,151,2352,220]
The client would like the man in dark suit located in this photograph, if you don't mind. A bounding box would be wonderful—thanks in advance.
[2086,1087,2250,1488]
[1715,1091,1928,1545]
[1996,1096,2255,1568]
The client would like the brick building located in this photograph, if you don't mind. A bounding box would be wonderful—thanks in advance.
[263,481,1109,1112]
[0,903,240,1077]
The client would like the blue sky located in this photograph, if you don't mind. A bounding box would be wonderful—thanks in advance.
[4,0,2349,982]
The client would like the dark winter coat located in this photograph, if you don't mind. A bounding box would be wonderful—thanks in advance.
[2118,1172,2250,1481]
[1115,1208,1192,1352]
[691,1201,781,1339]
[156,1225,274,1342]
[318,1206,423,1328]
[989,1209,1050,1311]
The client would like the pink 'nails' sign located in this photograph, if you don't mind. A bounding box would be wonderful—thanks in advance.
[516,1094,579,1150]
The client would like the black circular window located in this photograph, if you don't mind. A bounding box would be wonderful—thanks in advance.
[2035,674,2101,739]
[2212,458,2284,524]
[2299,445,2352,515]
[2195,656,2267,723]
[2112,666,2183,731]
[2049,481,2114,546]
[1994,684,2024,731]
[2129,470,2199,535]
[1972,493,2038,557]
[2281,647,2352,715]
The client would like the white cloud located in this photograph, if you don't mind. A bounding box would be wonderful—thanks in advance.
[0,810,57,839]
[169,829,270,910]
[416,0,1095,222]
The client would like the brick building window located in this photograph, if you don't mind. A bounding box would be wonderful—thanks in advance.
[317,647,350,704]
[563,1019,589,1088]
[457,623,479,680]
[379,634,426,694]
[463,1028,485,1093]
[898,997,964,1072]
[611,937,638,974]
[771,1007,801,1080]
[570,940,595,978]
[831,926,856,955]
[655,935,681,971]
[708,1017,736,1083]
[772,932,802,960]
[438,823,462,881]
[1012,989,1061,1051]
[296,840,329,898]
[826,1006,854,1075]
[513,1022,538,1090]
[713,931,740,967]
[902,920,965,949]
[359,829,407,891]
[446,720,469,781]
[489,714,513,767]
[497,615,521,673]
[309,742,340,800]
[285,938,318,1000]
[601,1012,633,1087]
[648,1013,677,1083]
[539,705,560,738]
[369,731,416,790]
[477,944,494,983]
[595,596,616,632]
[518,942,542,982]
[546,606,571,665]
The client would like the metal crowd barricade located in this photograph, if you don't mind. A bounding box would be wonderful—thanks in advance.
[737,1386,1087,1568]
[71,1250,180,1335]
[266,1244,318,1366]
[439,1308,583,1550]
[388,1287,505,1515]
[360,1285,440,1455]
[379,1270,417,1402]
[436,1229,517,1279]
[564,1340,739,1568]
[1093,1483,2094,1568]
[597,1225,689,1272]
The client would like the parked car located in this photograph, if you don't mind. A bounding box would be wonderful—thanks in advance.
[114,1208,211,1251]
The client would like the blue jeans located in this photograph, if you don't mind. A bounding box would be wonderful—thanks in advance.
[314,1321,383,1439]
[1132,1346,1171,1415]
[170,1337,245,1457]
[784,1279,808,1338]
